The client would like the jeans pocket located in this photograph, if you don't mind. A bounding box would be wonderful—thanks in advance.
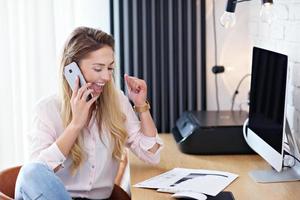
[22,188,46,200]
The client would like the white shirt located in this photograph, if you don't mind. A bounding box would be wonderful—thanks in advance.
[27,91,163,199]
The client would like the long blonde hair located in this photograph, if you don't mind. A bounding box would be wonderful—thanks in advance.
[59,27,128,174]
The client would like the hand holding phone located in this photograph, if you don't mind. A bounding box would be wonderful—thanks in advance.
[63,62,96,131]
[64,62,92,101]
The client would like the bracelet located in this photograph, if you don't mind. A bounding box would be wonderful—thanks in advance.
[133,100,151,113]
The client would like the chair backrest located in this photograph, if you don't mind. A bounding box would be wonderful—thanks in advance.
[0,166,21,199]
[111,184,131,200]
[0,165,130,200]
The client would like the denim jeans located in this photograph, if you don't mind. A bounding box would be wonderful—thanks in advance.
[15,162,71,200]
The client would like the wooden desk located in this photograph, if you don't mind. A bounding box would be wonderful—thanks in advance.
[129,134,300,200]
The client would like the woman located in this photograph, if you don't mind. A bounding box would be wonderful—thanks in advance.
[15,27,163,200]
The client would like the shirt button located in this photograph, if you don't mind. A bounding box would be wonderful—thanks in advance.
[89,182,92,185]
[92,165,95,169]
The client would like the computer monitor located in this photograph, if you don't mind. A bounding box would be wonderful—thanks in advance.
[244,47,300,182]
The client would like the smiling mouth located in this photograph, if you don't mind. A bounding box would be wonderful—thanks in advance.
[91,83,105,94]
[95,82,105,87]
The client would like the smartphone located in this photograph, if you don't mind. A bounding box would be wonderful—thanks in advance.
[207,191,235,200]
[64,62,92,101]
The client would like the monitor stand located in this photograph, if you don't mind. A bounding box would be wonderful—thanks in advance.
[249,119,300,183]
[249,164,300,183]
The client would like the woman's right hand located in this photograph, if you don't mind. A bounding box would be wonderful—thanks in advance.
[69,77,99,130]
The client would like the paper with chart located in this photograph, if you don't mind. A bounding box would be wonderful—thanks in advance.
[133,168,238,196]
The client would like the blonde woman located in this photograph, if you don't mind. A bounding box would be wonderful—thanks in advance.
[15,27,163,200]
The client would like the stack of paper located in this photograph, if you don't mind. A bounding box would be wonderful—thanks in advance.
[134,168,238,199]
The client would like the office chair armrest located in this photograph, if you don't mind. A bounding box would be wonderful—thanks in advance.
[0,166,21,199]
[0,192,13,200]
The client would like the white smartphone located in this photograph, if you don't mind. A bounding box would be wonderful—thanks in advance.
[64,62,92,101]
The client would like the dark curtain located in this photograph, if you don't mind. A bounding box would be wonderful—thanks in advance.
[110,0,206,132]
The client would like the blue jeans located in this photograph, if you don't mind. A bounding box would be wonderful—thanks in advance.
[15,162,71,200]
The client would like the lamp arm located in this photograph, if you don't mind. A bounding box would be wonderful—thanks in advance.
[237,0,273,3]
[237,0,252,3]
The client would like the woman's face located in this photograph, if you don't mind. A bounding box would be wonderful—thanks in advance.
[79,45,115,97]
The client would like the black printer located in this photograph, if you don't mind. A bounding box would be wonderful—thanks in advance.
[172,111,254,154]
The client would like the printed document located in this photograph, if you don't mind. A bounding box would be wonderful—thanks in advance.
[134,168,238,196]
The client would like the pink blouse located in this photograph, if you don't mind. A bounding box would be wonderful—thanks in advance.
[27,91,163,199]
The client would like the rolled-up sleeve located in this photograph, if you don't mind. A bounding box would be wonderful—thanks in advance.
[127,132,163,164]
[120,92,164,164]
[28,103,66,170]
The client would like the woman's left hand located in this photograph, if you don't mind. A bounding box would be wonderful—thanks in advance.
[124,74,147,106]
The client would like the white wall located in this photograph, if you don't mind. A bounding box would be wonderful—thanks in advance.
[249,0,300,149]
[53,0,111,62]
[206,0,253,111]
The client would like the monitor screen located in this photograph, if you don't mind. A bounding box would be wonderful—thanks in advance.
[248,47,288,154]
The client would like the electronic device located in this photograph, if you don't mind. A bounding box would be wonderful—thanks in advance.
[64,62,92,101]
[207,191,235,200]
[172,191,207,200]
[244,47,300,182]
[171,191,235,200]
[172,110,254,154]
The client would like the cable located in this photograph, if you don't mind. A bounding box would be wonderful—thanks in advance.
[212,0,220,111]
[284,151,300,163]
[215,74,220,111]
[283,150,298,168]
[231,73,251,111]
[243,118,249,141]
[212,0,218,66]
[283,137,300,168]
[239,101,249,111]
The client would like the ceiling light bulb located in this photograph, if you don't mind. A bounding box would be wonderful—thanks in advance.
[220,11,236,28]
[220,0,237,28]
[260,2,274,24]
